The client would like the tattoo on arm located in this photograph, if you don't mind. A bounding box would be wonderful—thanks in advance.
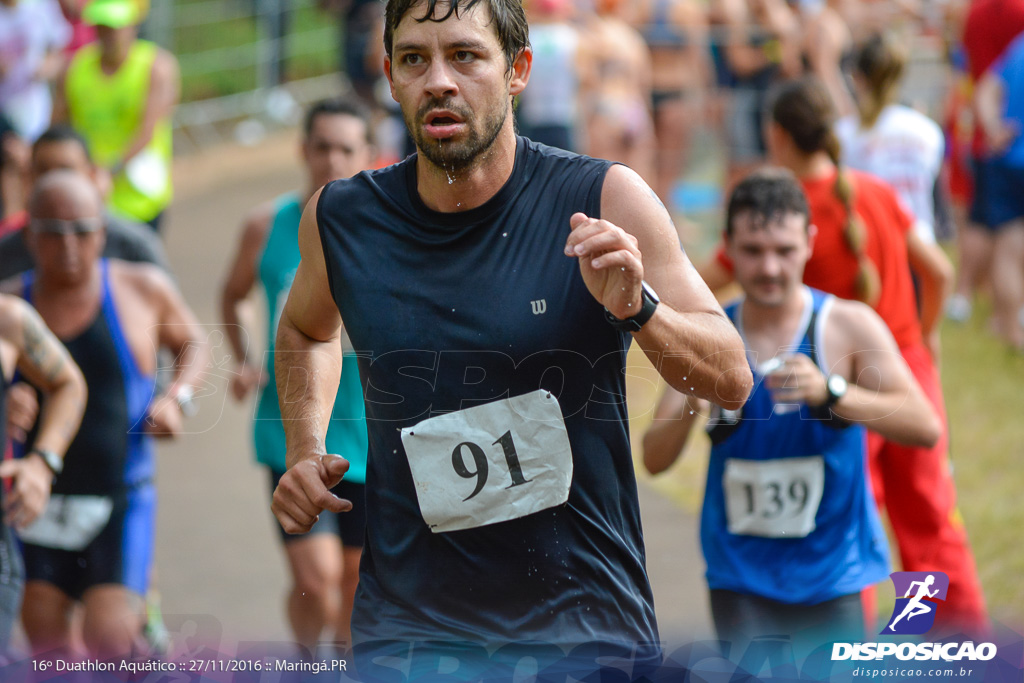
[22,308,67,383]
[648,186,668,211]
[648,186,686,252]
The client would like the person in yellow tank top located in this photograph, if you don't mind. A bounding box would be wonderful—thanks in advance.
[53,0,178,233]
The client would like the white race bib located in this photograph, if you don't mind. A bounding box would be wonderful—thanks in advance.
[18,494,114,551]
[125,150,169,198]
[401,389,574,533]
[723,457,824,538]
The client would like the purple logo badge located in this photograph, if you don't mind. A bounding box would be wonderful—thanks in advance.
[881,571,950,635]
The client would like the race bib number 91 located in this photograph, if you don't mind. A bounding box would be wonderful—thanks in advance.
[401,390,574,533]
[723,456,824,538]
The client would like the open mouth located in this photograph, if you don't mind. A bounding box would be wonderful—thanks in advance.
[424,111,466,138]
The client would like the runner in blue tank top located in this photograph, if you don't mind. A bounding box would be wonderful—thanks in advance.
[3,171,207,659]
[644,169,942,657]
[269,1,752,678]
[221,98,375,650]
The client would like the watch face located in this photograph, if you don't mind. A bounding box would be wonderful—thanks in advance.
[37,450,62,475]
[641,280,660,304]
[828,374,848,397]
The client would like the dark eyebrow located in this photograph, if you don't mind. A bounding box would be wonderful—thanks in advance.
[447,41,489,51]
[393,41,427,53]
[393,40,489,53]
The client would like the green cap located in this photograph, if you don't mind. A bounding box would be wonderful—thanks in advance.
[82,0,141,28]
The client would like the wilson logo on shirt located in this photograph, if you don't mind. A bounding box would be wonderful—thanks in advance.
[530,299,547,315]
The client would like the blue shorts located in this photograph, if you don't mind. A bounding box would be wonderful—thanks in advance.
[969,157,1024,230]
[269,469,366,548]
[22,484,156,600]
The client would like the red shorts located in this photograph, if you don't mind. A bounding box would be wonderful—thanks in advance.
[866,342,987,634]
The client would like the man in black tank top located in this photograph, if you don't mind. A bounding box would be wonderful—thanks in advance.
[270,0,752,676]
[0,293,87,651]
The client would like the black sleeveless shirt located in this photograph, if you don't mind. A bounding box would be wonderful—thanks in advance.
[318,138,659,647]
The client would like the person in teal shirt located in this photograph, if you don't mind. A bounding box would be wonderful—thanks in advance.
[220,98,375,650]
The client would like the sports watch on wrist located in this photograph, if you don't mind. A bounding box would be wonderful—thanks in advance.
[824,374,849,408]
[605,281,660,333]
[176,386,199,418]
[30,448,63,477]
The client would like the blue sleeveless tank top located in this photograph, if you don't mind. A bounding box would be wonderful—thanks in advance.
[253,193,368,481]
[701,287,890,605]
[22,260,155,495]
[316,137,659,647]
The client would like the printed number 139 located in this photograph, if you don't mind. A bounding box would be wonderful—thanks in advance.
[451,431,532,501]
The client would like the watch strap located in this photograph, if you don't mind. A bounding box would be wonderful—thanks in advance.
[824,375,847,408]
[30,448,63,477]
[605,283,659,332]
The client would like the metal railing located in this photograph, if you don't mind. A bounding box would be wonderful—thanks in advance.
[143,0,352,152]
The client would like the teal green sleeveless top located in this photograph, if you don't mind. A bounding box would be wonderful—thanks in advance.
[253,193,367,482]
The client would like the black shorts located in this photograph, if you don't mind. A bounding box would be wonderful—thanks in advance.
[709,588,865,649]
[269,469,366,548]
[22,484,155,601]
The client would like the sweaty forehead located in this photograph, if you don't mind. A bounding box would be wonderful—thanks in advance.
[31,178,102,221]
[732,210,807,240]
[393,1,496,48]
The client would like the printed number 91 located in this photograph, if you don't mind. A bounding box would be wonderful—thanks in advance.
[451,431,532,501]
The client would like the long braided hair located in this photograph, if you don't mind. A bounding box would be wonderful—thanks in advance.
[770,78,881,306]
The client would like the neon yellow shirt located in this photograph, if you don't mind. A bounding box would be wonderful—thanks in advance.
[65,40,172,222]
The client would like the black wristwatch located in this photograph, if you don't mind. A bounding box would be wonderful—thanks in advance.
[30,448,63,477]
[824,374,849,408]
[605,281,660,332]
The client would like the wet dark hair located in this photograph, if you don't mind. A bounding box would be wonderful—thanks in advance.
[384,0,530,73]
[770,77,881,306]
[303,97,374,144]
[725,168,809,237]
[34,125,93,163]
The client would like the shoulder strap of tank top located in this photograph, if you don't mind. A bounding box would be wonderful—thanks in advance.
[20,270,33,306]
[99,259,148,382]
[806,305,822,368]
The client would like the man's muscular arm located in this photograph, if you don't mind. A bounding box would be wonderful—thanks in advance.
[116,50,180,169]
[139,265,210,437]
[765,299,941,447]
[220,202,274,401]
[565,165,752,410]
[826,301,941,446]
[0,295,86,528]
[641,388,708,475]
[271,188,351,534]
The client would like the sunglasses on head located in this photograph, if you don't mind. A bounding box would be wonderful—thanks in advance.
[28,217,104,236]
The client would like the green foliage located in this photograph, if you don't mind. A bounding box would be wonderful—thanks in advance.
[172,1,340,103]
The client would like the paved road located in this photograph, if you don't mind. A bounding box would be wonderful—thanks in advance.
[150,135,713,654]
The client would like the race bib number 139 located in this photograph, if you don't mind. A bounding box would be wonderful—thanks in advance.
[401,390,574,533]
[723,456,824,538]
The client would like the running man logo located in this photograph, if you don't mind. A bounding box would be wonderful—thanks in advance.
[881,571,950,635]
[531,299,547,315]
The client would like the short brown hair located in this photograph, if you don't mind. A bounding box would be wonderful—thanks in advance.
[384,0,530,73]
[725,168,810,237]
